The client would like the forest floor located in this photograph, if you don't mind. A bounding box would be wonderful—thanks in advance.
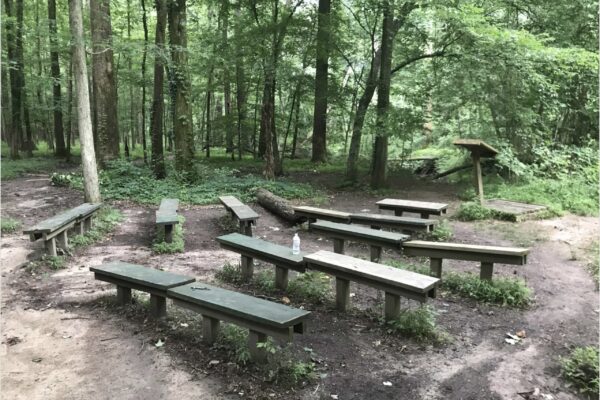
[0,168,598,400]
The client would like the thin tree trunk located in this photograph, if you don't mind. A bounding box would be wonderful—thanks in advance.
[48,0,68,157]
[17,0,33,156]
[234,5,246,160]
[311,0,330,163]
[221,0,234,157]
[3,0,20,159]
[69,0,101,202]
[1,60,11,145]
[140,0,148,163]
[127,0,134,156]
[66,55,73,160]
[291,92,301,159]
[150,0,167,178]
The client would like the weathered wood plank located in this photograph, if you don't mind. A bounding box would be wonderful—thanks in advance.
[293,206,351,223]
[376,199,448,215]
[24,203,102,234]
[90,262,195,291]
[311,220,409,248]
[350,213,437,232]
[403,240,528,258]
[219,195,245,208]
[156,198,179,225]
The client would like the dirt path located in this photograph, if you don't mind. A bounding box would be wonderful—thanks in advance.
[1,173,597,399]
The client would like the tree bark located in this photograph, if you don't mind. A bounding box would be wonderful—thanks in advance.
[150,0,167,178]
[16,0,33,156]
[48,0,68,157]
[141,0,149,163]
[311,0,330,163]
[3,0,20,159]
[255,188,303,224]
[221,0,234,156]
[168,0,195,175]
[90,0,120,165]
[234,5,247,160]
[69,0,101,202]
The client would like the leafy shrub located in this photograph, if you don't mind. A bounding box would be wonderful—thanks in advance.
[560,346,599,398]
[1,217,20,234]
[386,306,445,342]
[215,263,246,285]
[442,272,532,307]
[287,272,332,304]
[425,219,453,241]
[215,324,251,365]
[70,207,123,248]
[152,215,185,254]
[454,202,494,221]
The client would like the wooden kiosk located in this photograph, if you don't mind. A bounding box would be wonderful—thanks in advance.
[453,139,498,204]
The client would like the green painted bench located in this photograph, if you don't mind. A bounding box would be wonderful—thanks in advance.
[303,251,440,320]
[309,220,410,262]
[156,199,179,243]
[23,203,102,256]
[216,233,305,289]
[90,261,195,317]
[376,199,448,219]
[168,282,310,362]
[218,196,260,236]
[402,240,529,281]
[350,213,438,233]
[293,206,351,224]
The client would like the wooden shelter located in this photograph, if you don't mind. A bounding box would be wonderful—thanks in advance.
[453,139,499,204]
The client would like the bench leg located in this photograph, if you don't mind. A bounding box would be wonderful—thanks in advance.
[333,238,345,254]
[202,315,220,344]
[241,255,254,281]
[248,330,268,362]
[164,225,174,243]
[76,222,85,235]
[335,277,350,312]
[370,225,381,230]
[430,258,443,278]
[116,286,132,305]
[44,238,57,257]
[394,210,403,217]
[420,213,429,219]
[275,265,289,290]
[56,230,68,251]
[150,294,167,318]
[480,262,494,281]
[84,216,92,232]
[384,292,401,321]
[370,245,382,262]
[239,221,253,237]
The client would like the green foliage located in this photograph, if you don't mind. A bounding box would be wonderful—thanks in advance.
[253,270,277,293]
[454,202,495,221]
[0,217,21,234]
[44,255,66,270]
[287,272,332,304]
[442,272,532,307]
[215,324,252,365]
[70,207,123,248]
[425,219,453,241]
[216,215,239,233]
[152,216,185,254]
[386,306,445,343]
[560,346,599,398]
[215,263,246,285]
[585,240,599,287]
[3,157,60,180]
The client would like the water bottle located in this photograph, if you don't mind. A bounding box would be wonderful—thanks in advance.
[292,233,300,255]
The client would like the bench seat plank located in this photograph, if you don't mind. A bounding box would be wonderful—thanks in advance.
[156,199,179,225]
[310,220,409,247]
[294,206,351,223]
[229,205,259,221]
[90,262,195,291]
[24,203,102,234]
[402,240,528,265]
[216,233,305,271]
[350,213,438,232]
[168,282,310,329]
[219,195,245,208]
[376,199,448,215]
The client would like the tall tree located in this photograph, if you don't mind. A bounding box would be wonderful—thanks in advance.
[90,0,120,164]
[16,0,33,156]
[234,4,247,160]
[48,0,68,157]
[68,0,101,202]
[150,0,167,178]
[371,0,394,188]
[167,0,195,175]
[311,0,330,163]
[221,0,234,157]
[140,0,149,164]
[3,0,20,159]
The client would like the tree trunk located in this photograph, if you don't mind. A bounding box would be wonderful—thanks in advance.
[48,0,68,157]
[1,59,11,145]
[3,0,20,159]
[140,0,149,164]
[16,0,33,156]
[220,0,234,157]
[127,0,135,155]
[371,0,394,189]
[168,0,195,175]
[90,0,120,165]
[291,91,301,159]
[310,0,330,163]
[150,0,167,178]
[255,188,303,224]
[234,5,247,160]
[69,0,101,202]
[66,55,73,160]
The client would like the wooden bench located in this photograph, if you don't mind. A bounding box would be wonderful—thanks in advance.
[350,213,438,233]
[402,240,529,280]
[293,206,351,224]
[168,282,310,362]
[216,232,305,289]
[303,251,439,320]
[90,261,195,318]
[376,199,448,219]
[309,220,409,262]
[218,196,260,236]
[24,203,102,256]
[156,199,179,243]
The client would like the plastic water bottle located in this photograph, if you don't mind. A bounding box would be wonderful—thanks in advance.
[292,233,300,255]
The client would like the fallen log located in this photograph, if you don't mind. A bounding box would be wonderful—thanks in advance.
[432,163,471,179]
[255,188,303,224]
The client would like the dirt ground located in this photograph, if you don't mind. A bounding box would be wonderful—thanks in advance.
[1,171,598,400]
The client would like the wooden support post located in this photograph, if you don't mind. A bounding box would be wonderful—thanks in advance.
[84,216,92,231]
[202,315,220,343]
[116,286,132,305]
[150,294,167,318]
[45,238,57,256]
[384,292,400,321]
[240,255,254,280]
[76,222,85,235]
[56,230,68,251]
[248,330,267,362]
[243,222,253,237]
[472,153,484,205]
[275,265,289,290]
[480,262,494,281]
[394,210,403,217]
[335,277,350,311]
[420,213,429,219]
[430,258,443,278]
[333,238,345,254]
[370,245,382,262]
[164,225,173,243]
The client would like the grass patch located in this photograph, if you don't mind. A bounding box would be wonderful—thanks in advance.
[25,255,66,273]
[1,217,21,234]
[2,157,61,180]
[287,271,332,304]
[560,346,599,398]
[442,272,532,307]
[217,215,239,233]
[152,216,185,254]
[215,263,247,285]
[424,219,453,241]
[453,202,495,221]
[70,207,123,248]
[386,305,447,343]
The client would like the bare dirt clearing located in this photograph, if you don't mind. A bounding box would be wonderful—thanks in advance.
[1,172,598,400]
